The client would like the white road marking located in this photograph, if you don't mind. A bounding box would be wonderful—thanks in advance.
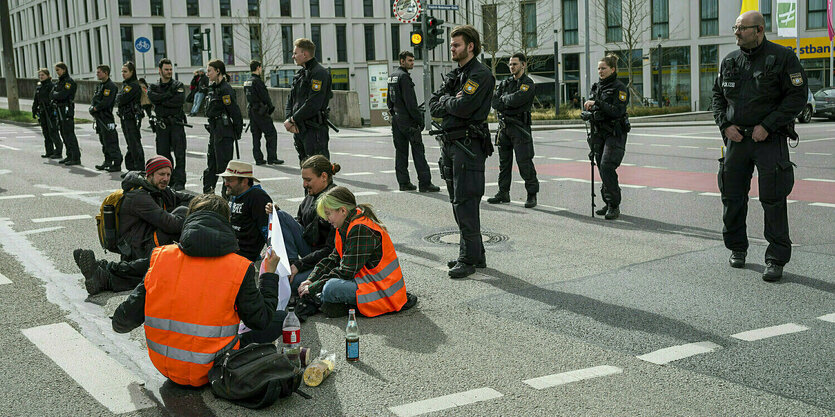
[801,137,835,143]
[16,136,35,139]
[817,313,835,323]
[700,192,722,197]
[31,215,92,223]
[619,184,646,189]
[547,156,574,161]
[0,169,11,175]
[78,166,103,174]
[20,226,65,235]
[620,163,636,166]
[342,171,373,176]
[628,142,644,145]
[0,194,36,200]
[553,178,591,183]
[678,145,700,149]
[522,365,623,390]
[809,202,835,208]
[730,323,809,341]
[653,188,691,193]
[354,191,378,197]
[485,182,498,187]
[286,196,306,202]
[22,323,155,414]
[381,169,397,173]
[259,176,290,181]
[803,178,835,183]
[643,165,667,169]
[0,144,21,150]
[636,342,722,365]
[186,150,207,156]
[388,387,503,417]
[41,190,111,197]
[0,272,10,285]
[650,144,671,147]
[805,152,831,156]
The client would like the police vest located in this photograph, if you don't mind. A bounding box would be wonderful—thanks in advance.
[334,211,407,317]
[143,244,250,386]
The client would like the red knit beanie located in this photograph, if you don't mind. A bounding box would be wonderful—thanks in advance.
[145,155,173,175]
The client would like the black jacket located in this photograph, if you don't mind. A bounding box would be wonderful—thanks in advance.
[387,66,422,128]
[116,76,142,120]
[51,73,77,104]
[588,73,628,140]
[206,79,244,139]
[429,58,495,130]
[32,79,54,116]
[285,58,332,129]
[712,38,807,135]
[198,74,209,94]
[244,73,274,116]
[147,78,186,118]
[90,78,118,124]
[228,185,272,262]
[492,74,535,141]
[292,183,336,272]
[118,172,194,259]
[112,210,279,334]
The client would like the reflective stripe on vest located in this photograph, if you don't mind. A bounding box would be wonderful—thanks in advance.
[356,275,405,304]
[145,316,239,338]
[146,335,237,365]
[354,257,400,286]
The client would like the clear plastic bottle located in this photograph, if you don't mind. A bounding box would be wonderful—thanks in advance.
[282,307,301,367]
[345,309,359,362]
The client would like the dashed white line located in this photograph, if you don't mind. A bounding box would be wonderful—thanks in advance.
[730,323,809,341]
[353,191,378,197]
[653,188,691,193]
[619,184,646,189]
[342,171,373,176]
[547,156,574,161]
[817,313,835,323]
[700,192,722,197]
[186,150,207,156]
[381,169,397,173]
[803,178,835,183]
[41,190,111,197]
[31,215,92,223]
[522,365,623,390]
[388,387,503,417]
[809,202,835,208]
[0,169,11,175]
[805,152,832,156]
[636,342,722,365]
[259,176,290,181]
[0,272,10,285]
[0,194,36,200]
[620,163,636,166]
[650,144,672,147]
[20,226,65,235]
[0,144,21,150]
[678,145,700,149]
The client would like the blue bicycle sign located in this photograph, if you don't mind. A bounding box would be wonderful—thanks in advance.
[134,37,151,53]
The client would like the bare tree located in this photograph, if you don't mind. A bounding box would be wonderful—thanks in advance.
[232,0,284,78]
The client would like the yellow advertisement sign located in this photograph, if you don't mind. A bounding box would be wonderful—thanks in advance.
[772,37,833,59]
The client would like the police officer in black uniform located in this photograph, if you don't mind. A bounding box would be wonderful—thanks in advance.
[712,11,806,282]
[244,60,283,165]
[90,65,122,172]
[51,62,81,166]
[147,58,188,190]
[387,51,440,192]
[33,68,62,159]
[203,59,243,198]
[284,38,333,162]
[116,62,145,171]
[488,52,539,208]
[429,25,495,279]
[584,54,629,220]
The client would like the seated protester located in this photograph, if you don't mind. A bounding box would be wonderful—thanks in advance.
[111,194,279,387]
[302,186,417,318]
[73,155,193,295]
[221,160,272,262]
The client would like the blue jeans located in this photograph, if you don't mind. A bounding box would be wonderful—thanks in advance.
[190,92,205,115]
[321,279,358,304]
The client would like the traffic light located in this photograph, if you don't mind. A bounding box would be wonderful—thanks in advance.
[410,30,423,47]
[191,30,204,52]
[426,16,444,50]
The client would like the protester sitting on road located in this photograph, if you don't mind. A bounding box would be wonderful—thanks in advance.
[112,194,279,387]
[221,160,273,262]
[74,155,193,295]
[303,186,417,318]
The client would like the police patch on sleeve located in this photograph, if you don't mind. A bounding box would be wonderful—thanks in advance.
[64,83,71,90]
[618,91,627,102]
[790,73,804,86]
[222,95,231,105]
[520,84,530,92]
[103,89,111,97]
[311,79,322,91]
[177,87,184,92]
[463,79,479,95]
[387,76,399,83]
[124,86,132,92]
[244,80,252,87]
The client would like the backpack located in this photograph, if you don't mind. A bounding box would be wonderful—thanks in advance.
[208,342,305,409]
[95,189,127,253]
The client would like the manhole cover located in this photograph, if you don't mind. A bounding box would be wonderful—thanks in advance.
[424,230,509,246]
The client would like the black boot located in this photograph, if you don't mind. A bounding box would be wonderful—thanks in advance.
[487,193,510,204]
[447,259,486,269]
[448,262,476,279]
[95,161,111,170]
[524,194,537,208]
[74,249,110,295]
[419,183,441,193]
[595,205,608,216]
[729,251,746,268]
[399,182,417,191]
[762,262,783,282]
[604,206,620,220]
[106,160,122,172]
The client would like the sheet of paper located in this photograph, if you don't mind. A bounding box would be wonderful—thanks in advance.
[269,209,291,312]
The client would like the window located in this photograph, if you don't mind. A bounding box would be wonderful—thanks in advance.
[38,4,44,36]
[248,0,259,17]
[151,0,163,16]
[651,0,669,39]
[94,0,100,20]
[120,25,135,64]
[86,31,92,72]
[606,0,622,42]
[63,0,70,27]
[310,0,319,17]
[700,0,718,36]
[118,0,131,16]
[189,25,203,66]
[562,0,578,45]
[96,27,103,66]
[521,2,537,48]
[311,24,322,62]
[364,24,375,61]
[250,24,262,62]
[82,1,89,24]
[280,0,291,17]
[652,46,691,107]
[219,0,231,16]
[152,25,166,66]
[282,24,293,64]
[364,0,373,17]
[222,25,234,65]
[336,24,347,62]
[762,0,772,31]
[391,25,400,60]
[699,45,718,110]
[187,0,199,16]
[808,0,827,29]
[482,4,498,52]
[335,0,345,17]
[563,53,580,102]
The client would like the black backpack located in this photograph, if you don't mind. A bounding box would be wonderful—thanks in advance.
[208,342,304,409]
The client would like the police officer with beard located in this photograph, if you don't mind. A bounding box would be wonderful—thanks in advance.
[284,38,332,161]
[116,62,145,171]
[429,25,495,279]
[244,60,283,166]
[488,52,539,208]
[52,62,81,166]
[33,68,62,159]
[91,65,122,172]
[203,59,243,198]
[712,11,806,282]
[147,58,188,190]
[387,51,440,192]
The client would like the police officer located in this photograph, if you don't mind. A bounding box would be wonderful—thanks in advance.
[429,25,495,279]
[147,58,188,190]
[712,11,806,282]
[584,54,629,220]
[32,68,62,159]
[203,59,243,198]
[90,65,122,172]
[116,62,145,171]
[51,62,81,166]
[284,38,332,161]
[488,52,539,208]
[244,60,283,166]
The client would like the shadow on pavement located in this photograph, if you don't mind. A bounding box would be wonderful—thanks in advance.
[747,263,835,295]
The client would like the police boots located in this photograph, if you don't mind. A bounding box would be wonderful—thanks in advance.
[604,206,620,220]
[525,194,537,208]
[487,193,510,204]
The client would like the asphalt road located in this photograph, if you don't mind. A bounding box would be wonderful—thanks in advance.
[0,116,832,416]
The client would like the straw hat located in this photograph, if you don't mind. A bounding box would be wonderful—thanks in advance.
[218,160,259,182]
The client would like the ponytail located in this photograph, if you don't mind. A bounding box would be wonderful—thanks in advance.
[316,186,385,229]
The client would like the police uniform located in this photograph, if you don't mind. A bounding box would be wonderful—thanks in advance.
[91,77,122,171]
[32,79,62,158]
[712,38,806,275]
[203,79,243,196]
[588,73,629,218]
[428,58,495,277]
[244,73,281,165]
[387,66,436,191]
[147,79,187,189]
[285,58,332,161]
[490,74,539,206]
[115,76,145,171]
[52,73,81,165]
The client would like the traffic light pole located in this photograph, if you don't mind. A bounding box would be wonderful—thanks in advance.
[422,16,432,130]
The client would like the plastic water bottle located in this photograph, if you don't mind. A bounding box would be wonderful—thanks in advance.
[283,307,301,367]
[345,309,359,362]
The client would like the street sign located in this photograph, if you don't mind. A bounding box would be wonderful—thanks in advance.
[426,4,459,10]
[134,37,151,53]
[393,0,422,23]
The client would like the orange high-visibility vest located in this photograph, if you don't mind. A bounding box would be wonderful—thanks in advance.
[143,244,250,386]
[334,210,407,317]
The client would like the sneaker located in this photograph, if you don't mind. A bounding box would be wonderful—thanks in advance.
[762,262,783,282]
[487,193,510,204]
[399,183,417,191]
[729,251,746,268]
[419,184,440,193]
[604,206,620,220]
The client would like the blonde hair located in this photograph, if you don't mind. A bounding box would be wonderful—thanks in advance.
[316,186,384,228]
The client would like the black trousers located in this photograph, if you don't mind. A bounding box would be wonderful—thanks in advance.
[106,256,151,292]
[120,117,144,171]
[496,128,539,196]
[250,113,278,162]
[293,127,329,162]
[592,135,626,208]
[156,124,187,188]
[58,112,80,161]
[392,122,431,187]
[440,138,487,265]
[203,130,235,194]
[97,122,122,165]
[38,114,62,155]
[718,135,793,265]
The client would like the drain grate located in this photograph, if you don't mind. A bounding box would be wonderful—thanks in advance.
[423,230,509,246]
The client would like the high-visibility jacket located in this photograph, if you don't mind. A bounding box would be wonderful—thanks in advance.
[334,210,407,317]
[143,244,250,386]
